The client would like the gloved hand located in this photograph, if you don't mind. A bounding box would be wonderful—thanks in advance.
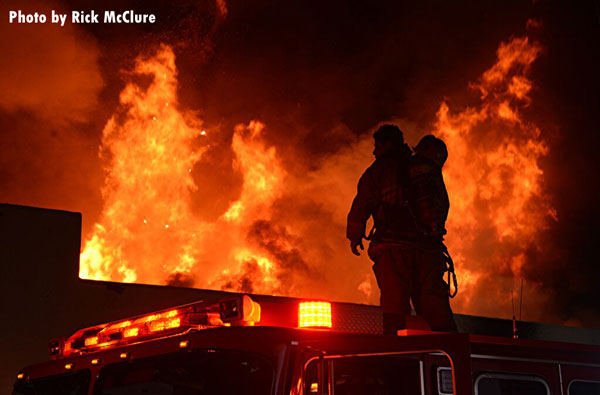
[350,238,364,256]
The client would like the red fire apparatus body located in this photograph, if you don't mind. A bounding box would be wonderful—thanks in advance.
[13,294,600,395]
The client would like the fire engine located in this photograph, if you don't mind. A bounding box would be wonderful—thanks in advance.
[12,293,600,395]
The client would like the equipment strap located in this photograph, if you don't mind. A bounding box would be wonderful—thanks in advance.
[442,243,458,298]
[365,222,375,241]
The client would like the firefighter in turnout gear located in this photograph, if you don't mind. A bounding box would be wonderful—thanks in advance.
[347,125,457,334]
[409,134,450,238]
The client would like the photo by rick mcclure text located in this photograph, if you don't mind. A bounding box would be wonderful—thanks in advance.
[7,9,156,24]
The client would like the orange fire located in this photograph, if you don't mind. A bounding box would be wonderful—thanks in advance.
[80,45,205,284]
[81,35,555,321]
[80,45,296,295]
[432,37,555,319]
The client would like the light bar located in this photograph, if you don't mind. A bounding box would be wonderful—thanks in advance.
[298,301,332,329]
[53,295,262,358]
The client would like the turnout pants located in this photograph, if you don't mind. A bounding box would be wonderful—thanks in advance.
[368,242,457,334]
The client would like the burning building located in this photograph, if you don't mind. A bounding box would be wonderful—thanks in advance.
[1,0,599,327]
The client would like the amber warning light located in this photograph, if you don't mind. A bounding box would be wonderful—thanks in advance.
[298,301,332,329]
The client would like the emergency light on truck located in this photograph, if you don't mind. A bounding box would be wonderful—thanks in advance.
[298,301,332,328]
[49,295,333,359]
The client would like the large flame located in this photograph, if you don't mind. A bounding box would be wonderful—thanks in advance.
[433,37,555,318]
[81,36,555,321]
[80,45,206,284]
[80,45,307,295]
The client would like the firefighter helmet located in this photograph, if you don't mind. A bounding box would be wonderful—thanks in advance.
[414,135,448,167]
[373,124,404,147]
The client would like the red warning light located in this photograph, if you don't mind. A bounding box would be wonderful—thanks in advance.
[298,301,332,329]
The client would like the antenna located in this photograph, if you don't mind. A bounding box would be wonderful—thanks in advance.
[519,278,523,321]
[511,290,518,339]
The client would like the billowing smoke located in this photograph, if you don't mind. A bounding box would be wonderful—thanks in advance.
[2,1,599,326]
[0,1,102,124]
[0,0,104,223]
[77,34,571,325]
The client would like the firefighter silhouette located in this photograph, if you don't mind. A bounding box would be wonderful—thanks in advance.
[347,125,457,334]
[408,134,450,237]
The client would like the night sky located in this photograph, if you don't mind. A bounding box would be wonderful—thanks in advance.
[1,0,599,326]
